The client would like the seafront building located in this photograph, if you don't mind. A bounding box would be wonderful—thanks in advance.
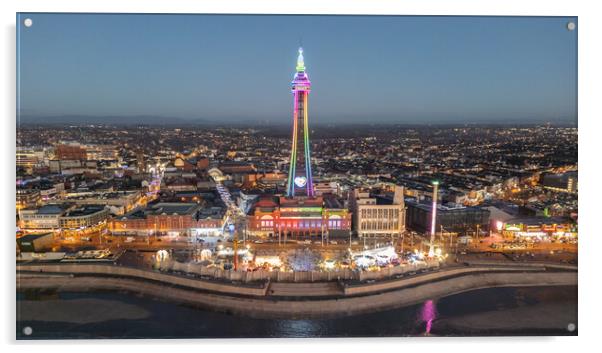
[405,199,490,235]
[349,185,406,240]
[109,202,227,238]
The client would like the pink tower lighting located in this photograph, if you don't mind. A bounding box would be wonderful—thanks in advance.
[428,180,439,257]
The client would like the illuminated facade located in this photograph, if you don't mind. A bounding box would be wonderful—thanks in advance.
[286,47,314,197]
[248,196,351,240]
[59,205,110,230]
[109,202,227,237]
[500,217,577,240]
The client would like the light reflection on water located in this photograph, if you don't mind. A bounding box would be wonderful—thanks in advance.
[273,319,325,337]
[419,299,437,335]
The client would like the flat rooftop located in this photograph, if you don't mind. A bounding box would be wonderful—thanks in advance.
[23,204,69,215]
[506,216,573,226]
[63,205,107,217]
[197,206,226,219]
[149,203,199,215]
[18,233,53,242]
[406,199,483,212]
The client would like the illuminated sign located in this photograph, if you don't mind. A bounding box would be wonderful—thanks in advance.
[280,207,323,212]
[495,221,503,231]
[294,176,307,188]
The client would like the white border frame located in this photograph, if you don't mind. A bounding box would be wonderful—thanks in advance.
[2,1,600,352]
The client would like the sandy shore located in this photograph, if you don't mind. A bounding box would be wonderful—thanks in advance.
[435,301,577,334]
[17,298,151,324]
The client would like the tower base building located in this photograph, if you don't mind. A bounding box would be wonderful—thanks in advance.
[247,195,351,241]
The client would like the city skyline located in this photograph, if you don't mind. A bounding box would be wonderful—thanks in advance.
[17,14,577,125]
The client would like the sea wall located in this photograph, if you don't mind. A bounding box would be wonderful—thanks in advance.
[17,263,268,296]
[16,263,577,318]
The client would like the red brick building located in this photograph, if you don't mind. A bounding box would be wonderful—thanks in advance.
[247,195,351,240]
[109,202,226,237]
[55,144,87,160]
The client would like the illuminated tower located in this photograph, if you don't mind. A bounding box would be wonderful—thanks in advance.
[286,47,314,197]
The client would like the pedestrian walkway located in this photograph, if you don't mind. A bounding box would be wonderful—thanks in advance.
[266,281,344,297]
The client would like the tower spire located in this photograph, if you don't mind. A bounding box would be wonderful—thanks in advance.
[296,47,305,72]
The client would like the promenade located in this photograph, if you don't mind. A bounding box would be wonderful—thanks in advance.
[17,261,577,319]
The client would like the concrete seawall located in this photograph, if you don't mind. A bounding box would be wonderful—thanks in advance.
[17,263,577,319]
[17,263,268,297]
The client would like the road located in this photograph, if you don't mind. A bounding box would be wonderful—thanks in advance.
[48,214,577,268]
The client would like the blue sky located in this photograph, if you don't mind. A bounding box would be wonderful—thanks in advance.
[17,14,577,124]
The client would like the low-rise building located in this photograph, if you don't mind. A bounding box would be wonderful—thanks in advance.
[55,143,87,161]
[16,188,41,210]
[349,185,406,239]
[59,205,110,230]
[17,232,54,252]
[57,190,143,215]
[405,199,490,235]
[541,171,578,194]
[501,216,577,239]
[16,148,39,174]
[109,202,227,237]
[19,204,71,231]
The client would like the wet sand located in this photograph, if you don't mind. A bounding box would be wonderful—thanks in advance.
[17,298,151,324]
[435,301,577,334]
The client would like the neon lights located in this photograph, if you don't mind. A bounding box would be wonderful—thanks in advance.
[296,47,305,72]
[303,93,314,196]
[294,176,307,188]
[286,47,314,197]
[280,207,323,212]
[286,90,300,196]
